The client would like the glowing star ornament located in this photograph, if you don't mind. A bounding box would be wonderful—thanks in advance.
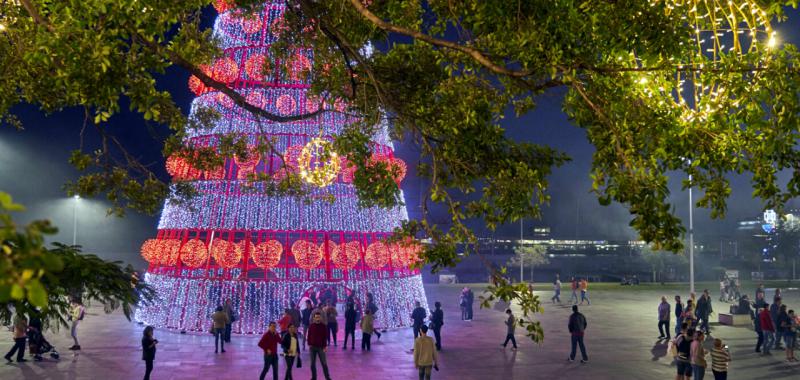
[331,241,361,270]
[252,240,283,269]
[365,241,389,269]
[292,240,323,269]
[180,239,209,268]
[211,239,243,268]
[637,0,774,122]
[299,138,341,187]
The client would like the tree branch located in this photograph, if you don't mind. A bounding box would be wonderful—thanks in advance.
[18,0,55,32]
[346,0,533,78]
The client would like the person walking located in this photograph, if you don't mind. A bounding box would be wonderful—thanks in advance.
[567,305,588,363]
[569,277,579,304]
[361,308,374,351]
[142,326,158,380]
[697,290,714,334]
[459,290,468,320]
[658,296,671,340]
[281,324,300,380]
[579,278,590,305]
[551,275,562,304]
[759,304,775,355]
[343,303,357,350]
[211,306,230,353]
[777,306,796,361]
[411,301,427,341]
[501,308,518,350]
[710,338,731,380]
[770,297,783,350]
[430,301,444,351]
[278,309,293,334]
[257,321,282,380]
[690,330,708,380]
[754,304,764,353]
[465,288,475,320]
[288,302,301,332]
[68,297,85,351]
[674,295,685,337]
[325,302,338,347]
[301,299,313,350]
[365,292,382,340]
[307,313,332,380]
[4,312,28,363]
[223,298,237,343]
[413,325,438,380]
[675,327,694,380]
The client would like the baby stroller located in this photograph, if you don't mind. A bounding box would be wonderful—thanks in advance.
[28,327,60,361]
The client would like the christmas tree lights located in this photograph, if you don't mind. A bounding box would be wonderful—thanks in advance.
[135,0,427,334]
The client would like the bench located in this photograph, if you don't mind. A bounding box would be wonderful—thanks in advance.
[718,313,750,326]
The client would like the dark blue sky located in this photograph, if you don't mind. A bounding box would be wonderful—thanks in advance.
[1,5,799,267]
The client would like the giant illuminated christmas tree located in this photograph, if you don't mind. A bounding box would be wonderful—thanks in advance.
[135,0,427,334]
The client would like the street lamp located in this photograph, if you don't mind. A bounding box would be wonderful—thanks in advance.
[72,195,80,246]
[520,219,524,283]
[687,165,695,294]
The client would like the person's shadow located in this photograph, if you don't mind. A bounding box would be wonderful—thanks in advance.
[651,339,668,361]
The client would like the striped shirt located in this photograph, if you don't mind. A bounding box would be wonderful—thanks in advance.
[710,347,731,372]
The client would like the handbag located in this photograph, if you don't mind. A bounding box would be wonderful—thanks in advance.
[296,356,302,368]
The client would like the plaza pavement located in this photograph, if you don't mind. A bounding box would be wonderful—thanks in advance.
[2,282,800,379]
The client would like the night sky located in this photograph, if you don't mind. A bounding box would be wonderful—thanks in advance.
[1,5,799,269]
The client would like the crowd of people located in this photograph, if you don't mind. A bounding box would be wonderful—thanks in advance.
[664,283,800,380]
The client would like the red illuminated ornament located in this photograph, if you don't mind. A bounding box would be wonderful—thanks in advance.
[246,91,267,109]
[166,154,201,181]
[213,0,236,13]
[365,241,389,269]
[157,239,182,266]
[188,65,211,95]
[270,16,288,38]
[180,239,209,268]
[390,238,422,268]
[331,241,361,270]
[370,154,407,184]
[289,53,312,81]
[305,94,324,113]
[204,164,227,180]
[244,54,269,81]
[140,239,160,263]
[216,92,235,109]
[211,56,239,83]
[292,240,323,270]
[252,240,283,269]
[211,239,242,268]
[239,13,263,34]
[276,94,297,115]
[339,157,357,183]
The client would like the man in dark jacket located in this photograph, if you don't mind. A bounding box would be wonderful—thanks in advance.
[288,301,302,330]
[257,322,282,380]
[430,301,444,351]
[343,302,357,350]
[307,314,332,380]
[770,297,783,349]
[567,305,588,363]
[465,288,475,320]
[695,290,713,334]
[674,295,684,337]
[411,301,427,341]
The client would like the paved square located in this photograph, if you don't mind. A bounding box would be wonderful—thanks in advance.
[2,283,799,379]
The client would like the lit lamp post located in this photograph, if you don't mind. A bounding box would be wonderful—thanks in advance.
[685,160,695,294]
[72,195,80,245]
[520,219,524,283]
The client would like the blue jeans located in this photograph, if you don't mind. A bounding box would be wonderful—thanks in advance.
[552,289,561,303]
[570,335,588,361]
[692,364,706,380]
[309,347,331,380]
[214,328,225,352]
[570,290,578,304]
[763,331,775,353]
[675,317,683,336]
[580,291,590,305]
[259,354,278,380]
[503,333,517,348]
[224,323,232,342]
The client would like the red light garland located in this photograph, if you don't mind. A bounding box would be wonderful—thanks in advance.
[365,241,389,269]
[180,239,209,268]
[213,0,236,13]
[252,240,283,269]
[157,239,182,266]
[166,154,201,181]
[331,240,361,270]
[211,239,242,268]
[292,240,323,270]
[140,239,159,263]
[188,65,212,96]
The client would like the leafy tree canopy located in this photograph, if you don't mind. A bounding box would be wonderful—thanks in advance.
[2,0,800,342]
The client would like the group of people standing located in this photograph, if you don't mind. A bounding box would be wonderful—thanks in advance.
[4,297,84,364]
[752,284,798,362]
[551,275,590,306]
[665,290,727,380]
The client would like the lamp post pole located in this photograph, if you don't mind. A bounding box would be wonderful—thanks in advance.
[689,173,695,294]
[520,219,524,283]
[72,195,79,245]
